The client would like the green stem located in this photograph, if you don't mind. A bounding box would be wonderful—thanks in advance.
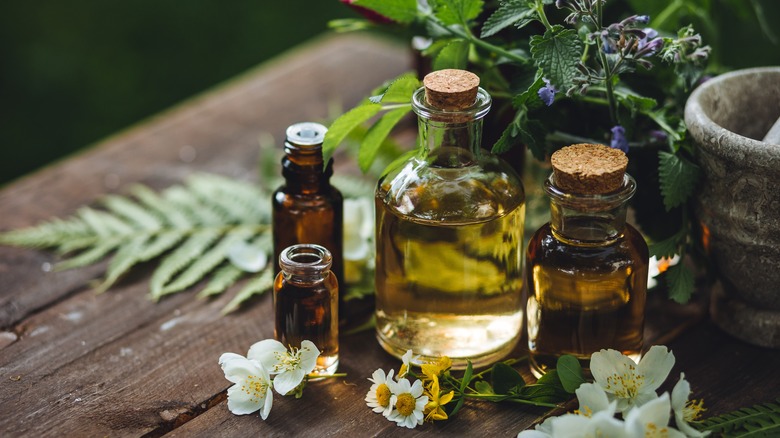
[534,0,553,31]
[592,2,618,125]
[651,0,684,30]
[463,393,559,408]
[546,130,605,146]
[425,15,530,64]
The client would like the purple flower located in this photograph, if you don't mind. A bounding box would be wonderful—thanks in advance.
[538,78,557,106]
[611,125,629,153]
[600,31,618,54]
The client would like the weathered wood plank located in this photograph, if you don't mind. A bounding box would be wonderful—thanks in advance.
[0,32,411,329]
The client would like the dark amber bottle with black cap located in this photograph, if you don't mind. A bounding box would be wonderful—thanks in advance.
[272,122,344,319]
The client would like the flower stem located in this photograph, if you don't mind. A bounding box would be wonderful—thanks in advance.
[463,393,559,408]
[593,1,618,124]
[534,0,553,31]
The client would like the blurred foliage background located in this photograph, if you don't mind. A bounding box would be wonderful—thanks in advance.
[0,0,777,186]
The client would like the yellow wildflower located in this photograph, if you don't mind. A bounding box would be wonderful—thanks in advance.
[421,356,452,382]
[423,374,455,422]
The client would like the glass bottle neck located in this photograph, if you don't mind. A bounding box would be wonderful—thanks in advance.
[282,122,332,193]
[546,174,636,245]
[412,87,491,168]
[279,244,333,285]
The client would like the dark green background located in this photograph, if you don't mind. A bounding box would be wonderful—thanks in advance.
[1,1,778,186]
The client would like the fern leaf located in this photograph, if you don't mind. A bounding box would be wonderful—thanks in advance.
[187,174,268,223]
[0,218,92,248]
[138,230,187,261]
[150,229,223,300]
[102,195,162,230]
[159,227,256,297]
[131,185,193,228]
[56,239,121,271]
[698,398,780,437]
[78,207,134,237]
[164,186,224,226]
[221,268,274,314]
[95,234,151,293]
[198,264,245,298]
[58,235,102,254]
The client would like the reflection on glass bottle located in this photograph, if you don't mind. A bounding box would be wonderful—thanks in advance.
[375,69,526,369]
[272,122,345,320]
[526,144,648,377]
[274,243,338,375]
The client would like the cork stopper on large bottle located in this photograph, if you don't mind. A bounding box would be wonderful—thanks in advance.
[423,69,480,110]
[550,144,628,194]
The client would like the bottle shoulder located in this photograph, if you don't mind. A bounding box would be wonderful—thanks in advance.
[528,223,649,266]
[377,152,525,222]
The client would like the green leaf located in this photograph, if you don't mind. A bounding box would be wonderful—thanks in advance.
[431,0,484,26]
[649,232,682,259]
[379,73,420,103]
[665,263,694,304]
[658,151,700,211]
[481,0,536,38]
[352,0,418,24]
[699,397,780,436]
[102,195,162,230]
[491,362,526,394]
[616,92,657,117]
[138,230,187,261]
[222,268,274,314]
[150,229,223,300]
[530,25,583,91]
[556,355,585,393]
[55,239,121,271]
[95,234,151,293]
[512,71,545,109]
[359,107,411,173]
[78,207,133,238]
[199,264,244,298]
[433,39,471,70]
[474,380,495,395]
[323,103,382,164]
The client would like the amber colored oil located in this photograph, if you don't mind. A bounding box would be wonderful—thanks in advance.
[274,271,339,375]
[375,184,525,369]
[526,220,647,376]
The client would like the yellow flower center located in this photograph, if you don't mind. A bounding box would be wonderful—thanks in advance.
[272,348,302,373]
[240,375,268,404]
[376,383,391,407]
[645,423,671,437]
[603,364,643,399]
[684,398,706,422]
[396,393,416,416]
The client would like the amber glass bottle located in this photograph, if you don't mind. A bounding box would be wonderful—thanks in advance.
[526,144,648,377]
[274,244,338,375]
[375,69,526,369]
[272,122,344,318]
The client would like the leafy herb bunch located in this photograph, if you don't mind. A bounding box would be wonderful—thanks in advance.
[328,0,711,302]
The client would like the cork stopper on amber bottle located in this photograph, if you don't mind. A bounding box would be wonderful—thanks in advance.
[551,144,628,194]
[423,69,480,110]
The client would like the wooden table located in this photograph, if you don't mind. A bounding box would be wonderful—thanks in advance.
[1,33,778,437]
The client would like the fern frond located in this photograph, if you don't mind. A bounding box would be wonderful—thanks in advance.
[697,398,780,437]
[198,264,245,298]
[78,207,134,237]
[159,227,256,297]
[222,268,274,315]
[131,185,192,228]
[0,217,91,248]
[102,195,163,230]
[150,229,223,300]
[164,186,225,226]
[138,230,187,261]
[187,174,268,223]
[56,239,122,271]
[95,234,152,293]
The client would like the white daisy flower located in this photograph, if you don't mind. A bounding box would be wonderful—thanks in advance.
[365,368,395,417]
[248,339,320,396]
[218,353,273,420]
[671,373,710,437]
[591,345,675,413]
[387,378,428,429]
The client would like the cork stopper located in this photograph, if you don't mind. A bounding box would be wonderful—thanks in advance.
[551,144,628,194]
[423,69,480,110]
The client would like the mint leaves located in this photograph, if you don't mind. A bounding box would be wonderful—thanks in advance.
[530,25,583,91]
[353,0,417,24]
[658,151,700,211]
[481,0,536,38]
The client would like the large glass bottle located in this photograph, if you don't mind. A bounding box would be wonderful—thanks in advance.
[274,243,339,375]
[526,144,648,376]
[272,122,345,318]
[375,69,526,369]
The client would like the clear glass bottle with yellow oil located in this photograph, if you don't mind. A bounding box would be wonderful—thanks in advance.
[526,144,648,376]
[375,69,526,369]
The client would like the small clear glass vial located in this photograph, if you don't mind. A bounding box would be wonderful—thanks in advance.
[274,244,339,375]
[526,144,648,377]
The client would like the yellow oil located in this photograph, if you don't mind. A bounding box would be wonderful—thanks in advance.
[375,180,525,369]
[526,222,647,376]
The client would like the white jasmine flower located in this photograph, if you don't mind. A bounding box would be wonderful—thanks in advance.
[387,378,428,429]
[218,353,273,420]
[343,197,374,262]
[671,373,709,437]
[248,339,320,396]
[591,345,675,412]
[624,393,686,438]
[517,410,625,438]
[576,382,617,417]
[398,349,418,378]
[365,368,395,417]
